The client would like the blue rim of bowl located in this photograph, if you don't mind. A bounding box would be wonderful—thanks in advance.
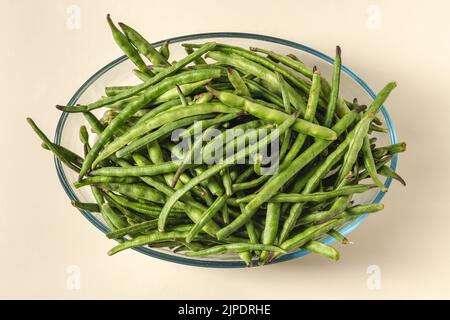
[54,32,398,268]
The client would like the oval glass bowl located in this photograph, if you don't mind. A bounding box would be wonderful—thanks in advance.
[55,33,398,268]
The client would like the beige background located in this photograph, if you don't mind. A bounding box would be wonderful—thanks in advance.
[1,0,449,299]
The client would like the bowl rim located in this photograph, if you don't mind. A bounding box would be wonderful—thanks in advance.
[54,32,398,268]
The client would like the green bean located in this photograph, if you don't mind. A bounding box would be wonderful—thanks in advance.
[107,15,149,73]
[222,204,230,224]
[281,67,321,168]
[58,42,216,112]
[234,190,261,252]
[369,124,388,133]
[238,184,376,203]
[114,155,170,196]
[41,142,84,168]
[74,176,139,188]
[133,69,153,82]
[116,114,212,158]
[298,193,350,225]
[107,219,158,239]
[259,203,281,265]
[209,89,337,140]
[378,165,406,186]
[179,112,240,139]
[91,160,192,177]
[27,118,81,172]
[105,85,136,97]
[216,110,358,240]
[137,101,186,128]
[159,41,170,60]
[185,243,286,257]
[302,241,339,261]
[95,101,237,166]
[184,46,207,65]
[235,166,256,184]
[222,168,233,196]
[100,205,117,230]
[372,142,406,158]
[186,194,228,243]
[324,46,342,127]
[277,217,348,256]
[108,230,190,255]
[101,203,129,230]
[105,192,162,218]
[152,79,210,105]
[71,201,100,212]
[158,113,298,231]
[109,199,147,224]
[227,68,250,96]
[193,92,214,104]
[176,85,188,106]
[193,167,225,196]
[319,76,351,117]
[79,125,89,145]
[344,203,384,216]
[249,46,313,78]
[336,114,374,185]
[362,136,387,191]
[206,50,306,111]
[91,185,105,206]
[252,154,264,175]
[327,229,351,244]
[244,78,284,107]
[232,175,268,192]
[83,112,105,134]
[118,22,169,66]
[96,183,166,204]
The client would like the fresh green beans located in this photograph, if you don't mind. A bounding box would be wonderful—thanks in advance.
[209,89,337,141]
[96,183,166,204]
[324,46,342,127]
[158,113,298,232]
[71,201,100,212]
[116,114,212,157]
[29,18,404,263]
[74,176,139,188]
[186,194,228,243]
[119,22,169,66]
[27,118,81,172]
[336,114,374,185]
[237,184,376,203]
[303,241,340,261]
[185,243,286,257]
[259,203,281,265]
[107,15,149,73]
[216,110,359,240]
[95,102,237,166]
[91,161,193,177]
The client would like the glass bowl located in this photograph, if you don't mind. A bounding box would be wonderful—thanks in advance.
[54,33,398,268]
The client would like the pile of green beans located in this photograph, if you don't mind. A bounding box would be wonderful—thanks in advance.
[27,16,406,266]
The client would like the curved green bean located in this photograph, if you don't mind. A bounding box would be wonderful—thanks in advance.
[185,243,286,257]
